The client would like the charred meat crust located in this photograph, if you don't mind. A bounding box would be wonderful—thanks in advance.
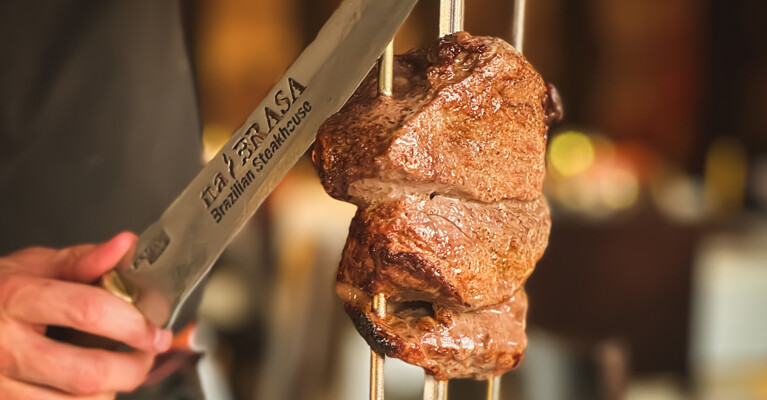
[343,290,529,380]
[337,206,464,306]
[345,303,408,358]
[544,83,564,125]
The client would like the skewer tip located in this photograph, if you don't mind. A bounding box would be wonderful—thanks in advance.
[378,42,394,96]
[439,0,465,37]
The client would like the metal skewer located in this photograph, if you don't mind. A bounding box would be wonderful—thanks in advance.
[423,2,465,398]
[378,41,394,96]
[370,293,387,400]
[512,0,526,52]
[370,32,394,400]
[423,375,448,400]
[439,0,464,37]
[486,376,501,400]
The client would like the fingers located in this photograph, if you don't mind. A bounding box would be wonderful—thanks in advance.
[0,232,152,399]
[0,246,62,277]
[9,332,154,396]
[0,372,116,400]
[56,232,137,283]
[2,232,136,281]
[1,275,171,353]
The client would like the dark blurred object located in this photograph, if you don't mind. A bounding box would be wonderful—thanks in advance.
[0,0,201,254]
[528,207,704,377]
[704,0,767,171]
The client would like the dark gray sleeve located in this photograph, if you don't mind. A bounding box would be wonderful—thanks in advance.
[0,0,203,253]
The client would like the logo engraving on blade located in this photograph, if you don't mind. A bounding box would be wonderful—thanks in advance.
[132,229,171,270]
[199,76,311,224]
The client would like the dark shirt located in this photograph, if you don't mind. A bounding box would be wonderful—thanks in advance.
[0,0,202,255]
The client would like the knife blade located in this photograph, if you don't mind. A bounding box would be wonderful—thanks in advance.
[105,0,418,329]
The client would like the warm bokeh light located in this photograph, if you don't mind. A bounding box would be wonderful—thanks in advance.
[546,131,640,216]
[649,165,706,223]
[548,131,595,176]
[590,134,617,163]
[201,123,233,163]
[704,137,747,215]
[599,167,640,210]
[756,367,767,398]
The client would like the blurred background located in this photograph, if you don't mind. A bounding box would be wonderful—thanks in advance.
[164,0,767,399]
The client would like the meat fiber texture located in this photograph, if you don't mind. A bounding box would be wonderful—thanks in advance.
[313,32,555,380]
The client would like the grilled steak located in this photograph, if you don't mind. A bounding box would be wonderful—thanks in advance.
[314,32,557,204]
[337,193,549,310]
[313,32,558,379]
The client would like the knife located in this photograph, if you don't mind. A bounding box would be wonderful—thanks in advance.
[101,0,418,329]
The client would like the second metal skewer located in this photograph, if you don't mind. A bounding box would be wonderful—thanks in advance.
[487,376,501,400]
[378,42,394,96]
[370,31,394,400]
[428,2,465,398]
[439,0,464,36]
[370,293,387,400]
[423,375,448,400]
[512,0,527,52]
[372,0,524,398]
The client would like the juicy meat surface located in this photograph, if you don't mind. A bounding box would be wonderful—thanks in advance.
[337,193,550,310]
[314,32,553,205]
[312,32,556,379]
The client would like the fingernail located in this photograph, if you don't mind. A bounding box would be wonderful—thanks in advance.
[154,329,173,352]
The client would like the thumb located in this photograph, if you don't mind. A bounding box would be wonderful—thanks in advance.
[58,232,137,282]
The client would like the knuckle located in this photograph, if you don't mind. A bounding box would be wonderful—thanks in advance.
[0,276,13,308]
[0,275,26,311]
[71,295,104,329]
[0,345,18,377]
[56,248,81,271]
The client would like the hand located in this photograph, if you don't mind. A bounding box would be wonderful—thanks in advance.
[0,232,173,400]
